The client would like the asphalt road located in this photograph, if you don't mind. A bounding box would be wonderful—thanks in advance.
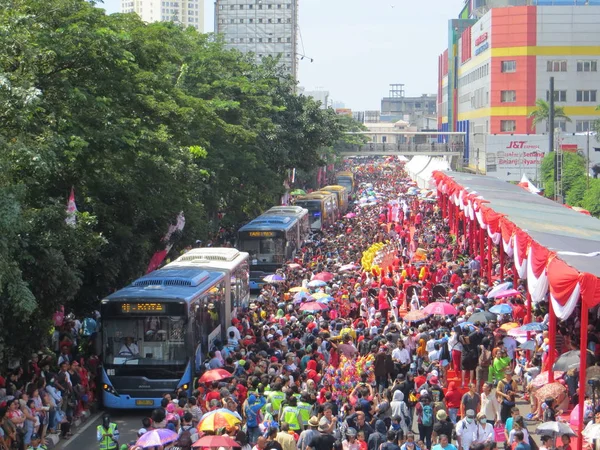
[56,410,146,450]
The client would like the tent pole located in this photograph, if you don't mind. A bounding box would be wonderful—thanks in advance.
[525,292,532,325]
[548,298,557,383]
[578,304,588,450]
[487,235,493,282]
[479,227,485,272]
[499,244,504,280]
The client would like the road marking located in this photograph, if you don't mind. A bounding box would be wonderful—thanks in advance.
[57,412,101,449]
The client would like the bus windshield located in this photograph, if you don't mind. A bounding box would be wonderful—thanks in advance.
[239,237,284,264]
[103,316,187,366]
[337,177,353,192]
[296,201,322,229]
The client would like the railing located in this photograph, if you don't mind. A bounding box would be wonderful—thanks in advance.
[340,143,465,153]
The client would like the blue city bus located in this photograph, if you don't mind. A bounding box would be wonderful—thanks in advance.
[237,208,308,272]
[100,267,228,409]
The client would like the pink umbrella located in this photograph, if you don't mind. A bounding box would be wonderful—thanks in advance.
[313,272,334,282]
[344,212,357,218]
[287,263,302,270]
[492,289,522,299]
[299,302,328,312]
[339,263,359,272]
[423,301,458,316]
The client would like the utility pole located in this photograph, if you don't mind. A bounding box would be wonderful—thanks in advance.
[549,77,556,197]
[587,130,591,189]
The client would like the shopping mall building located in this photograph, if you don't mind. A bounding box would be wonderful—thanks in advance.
[437,1,600,178]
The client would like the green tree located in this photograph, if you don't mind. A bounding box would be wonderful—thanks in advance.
[540,151,586,203]
[582,178,600,216]
[528,98,572,132]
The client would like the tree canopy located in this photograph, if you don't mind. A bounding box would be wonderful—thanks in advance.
[0,0,357,358]
[528,98,571,132]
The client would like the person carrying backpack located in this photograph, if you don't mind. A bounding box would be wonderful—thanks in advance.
[176,412,197,450]
[415,394,434,449]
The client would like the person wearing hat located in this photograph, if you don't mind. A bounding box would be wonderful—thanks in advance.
[431,410,453,446]
[454,409,477,450]
[96,413,119,450]
[297,416,320,450]
[472,412,494,445]
[27,433,47,450]
[307,418,336,450]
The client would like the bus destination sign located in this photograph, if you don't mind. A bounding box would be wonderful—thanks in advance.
[248,231,276,237]
[121,303,166,313]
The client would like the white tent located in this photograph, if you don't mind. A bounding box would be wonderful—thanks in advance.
[416,157,450,189]
[406,155,430,180]
[518,174,541,194]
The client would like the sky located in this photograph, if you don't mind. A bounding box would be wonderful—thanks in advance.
[97,0,464,111]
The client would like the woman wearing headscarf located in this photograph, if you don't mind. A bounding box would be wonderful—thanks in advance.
[390,390,410,435]
[416,339,427,370]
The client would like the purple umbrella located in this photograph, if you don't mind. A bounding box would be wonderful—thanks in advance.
[135,429,179,448]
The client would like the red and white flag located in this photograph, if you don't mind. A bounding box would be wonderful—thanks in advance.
[65,187,77,226]
[146,211,185,273]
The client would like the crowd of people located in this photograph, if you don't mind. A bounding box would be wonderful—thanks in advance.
[5,157,600,450]
[0,311,100,449]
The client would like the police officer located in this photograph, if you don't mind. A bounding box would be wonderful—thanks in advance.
[280,397,303,432]
[97,413,120,450]
[27,433,47,450]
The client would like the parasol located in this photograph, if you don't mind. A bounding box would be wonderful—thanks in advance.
[198,369,232,384]
[197,410,241,432]
[423,302,458,316]
[531,371,564,388]
[192,434,241,448]
[489,304,513,315]
[492,289,522,299]
[487,282,512,298]
[500,322,519,331]
[135,429,179,448]
[404,310,429,323]
[299,302,328,312]
[466,311,497,323]
[263,274,286,284]
[553,349,596,372]
[535,421,576,437]
[289,287,309,293]
[307,280,327,288]
[313,272,334,282]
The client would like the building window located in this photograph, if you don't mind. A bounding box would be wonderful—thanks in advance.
[287,37,291,42]
[287,18,291,23]
[239,38,244,43]
[500,120,516,132]
[268,18,272,23]
[249,4,253,8]
[576,120,595,132]
[277,37,282,42]
[547,60,567,72]
[577,60,597,72]
[249,18,253,23]
[258,37,263,42]
[239,4,243,8]
[287,3,291,8]
[268,37,272,42]
[230,4,234,9]
[277,18,282,23]
[577,90,597,102]
[258,18,263,23]
[501,90,516,103]
[382,136,387,143]
[268,4,272,8]
[249,38,254,42]
[501,60,516,73]
[239,18,244,23]
[546,90,567,102]
[230,18,234,23]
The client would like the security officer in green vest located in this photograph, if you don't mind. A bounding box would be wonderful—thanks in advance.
[280,396,303,432]
[296,393,312,429]
[266,383,285,414]
[96,413,120,450]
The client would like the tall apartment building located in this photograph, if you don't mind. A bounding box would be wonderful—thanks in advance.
[437,1,600,164]
[214,0,299,78]
[122,0,203,30]
[380,84,437,124]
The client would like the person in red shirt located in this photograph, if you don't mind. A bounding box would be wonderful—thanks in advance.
[512,299,526,324]
[414,368,427,391]
[204,382,221,410]
[444,381,462,424]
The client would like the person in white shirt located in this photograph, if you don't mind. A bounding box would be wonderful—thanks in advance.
[392,341,411,371]
[455,409,478,450]
[472,412,494,445]
[118,337,139,356]
[480,383,501,425]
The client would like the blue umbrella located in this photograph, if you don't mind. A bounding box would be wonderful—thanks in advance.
[518,322,547,332]
[293,291,313,302]
[317,297,333,304]
[490,304,513,315]
[519,341,536,351]
[307,280,327,288]
[458,322,476,330]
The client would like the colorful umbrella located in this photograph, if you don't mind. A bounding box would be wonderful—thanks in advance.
[489,304,513,315]
[198,368,232,384]
[313,272,334,282]
[312,292,331,300]
[508,322,546,337]
[193,434,241,448]
[518,340,536,351]
[197,410,242,432]
[531,371,564,388]
[423,302,458,316]
[344,212,357,219]
[487,282,512,298]
[293,291,313,302]
[404,310,429,323]
[492,289,522,299]
[135,429,179,448]
[263,274,286,284]
[299,302,328,312]
[500,322,519,331]
[204,408,243,421]
[307,280,327,288]
[289,287,308,293]
[316,296,334,304]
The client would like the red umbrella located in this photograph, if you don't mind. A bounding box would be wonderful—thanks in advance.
[198,369,232,384]
[192,434,241,448]
[313,272,334,282]
[423,301,458,316]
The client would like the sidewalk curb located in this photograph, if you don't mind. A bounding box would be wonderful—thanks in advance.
[50,410,101,450]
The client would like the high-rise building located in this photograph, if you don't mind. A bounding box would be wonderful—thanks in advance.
[121,0,203,30]
[214,0,299,78]
[380,84,437,125]
[437,1,600,167]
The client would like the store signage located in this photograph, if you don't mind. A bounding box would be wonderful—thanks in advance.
[475,42,489,56]
[475,32,488,46]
